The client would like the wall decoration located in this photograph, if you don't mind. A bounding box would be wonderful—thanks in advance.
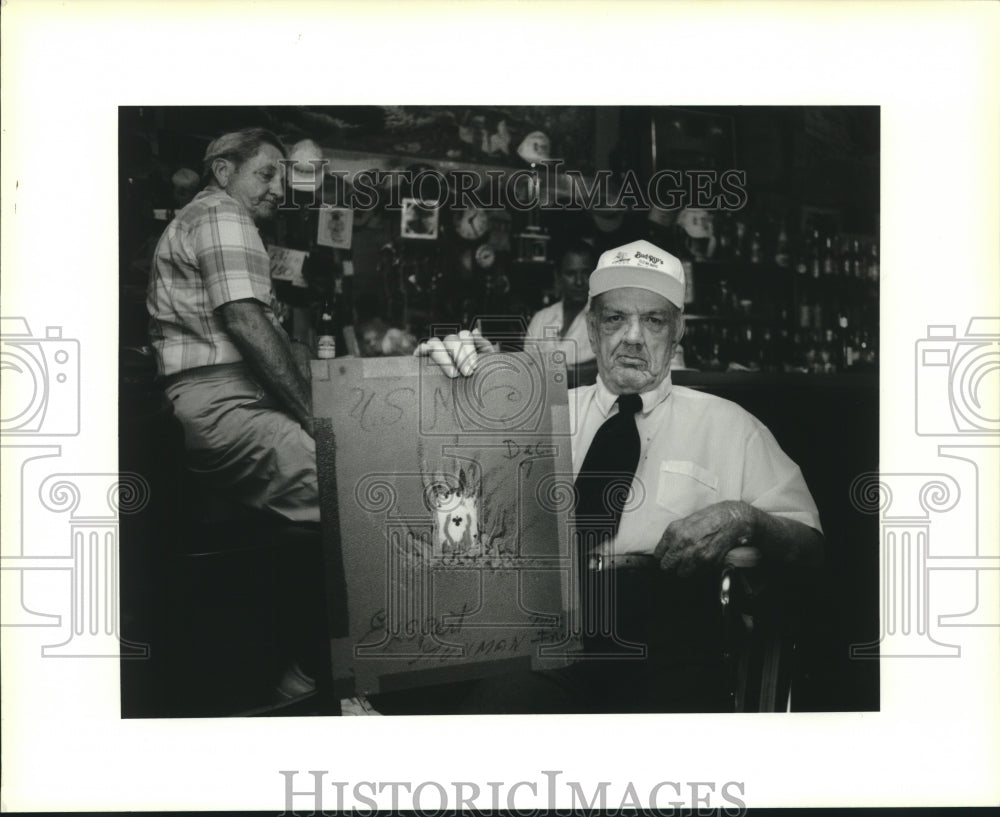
[267,246,308,288]
[316,206,354,249]
[400,198,439,240]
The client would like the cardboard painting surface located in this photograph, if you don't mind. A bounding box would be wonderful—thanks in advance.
[312,352,578,696]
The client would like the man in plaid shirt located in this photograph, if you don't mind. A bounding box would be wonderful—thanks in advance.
[148,128,319,523]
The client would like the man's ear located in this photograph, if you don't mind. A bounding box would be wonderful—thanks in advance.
[211,157,234,188]
[673,313,686,345]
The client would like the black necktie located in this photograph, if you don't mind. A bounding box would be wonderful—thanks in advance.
[573,393,643,555]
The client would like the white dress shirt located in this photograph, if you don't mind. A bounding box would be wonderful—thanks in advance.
[525,301,595,367]
[569,374,823,555]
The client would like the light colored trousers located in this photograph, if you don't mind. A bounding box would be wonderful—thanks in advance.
[164,363,320,523]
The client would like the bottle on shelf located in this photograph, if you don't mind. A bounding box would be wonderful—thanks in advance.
[733,221,748,261]
[719,326,732,370]
[798,299,811,329]
[759,327,773,371]
[857,329,877,368]
[795,223,810,275]
[841,237,854,278]
[811,299,824,332]
[868,242,880,281]
[316,297,337,359]
[852,239,864,279]
[774,221,791,269]
[685,323,704,370]
[715,212,733,260]
[821,329,837,373]
[743,324,760,370]
[837,312,854,371]
[803,332,819,373]
[822,235,836,277]
[777,327,792,372]
[810,228,823,278]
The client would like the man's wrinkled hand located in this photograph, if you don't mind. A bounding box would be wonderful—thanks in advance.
[290,340,313,381]
[653,500,758,577]
[414,328,495,378]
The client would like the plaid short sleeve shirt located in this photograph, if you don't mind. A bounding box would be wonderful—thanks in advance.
[147,187,283,376]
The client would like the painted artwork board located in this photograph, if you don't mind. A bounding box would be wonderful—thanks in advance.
[312,352,578,696]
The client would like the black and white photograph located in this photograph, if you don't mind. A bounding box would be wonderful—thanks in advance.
[317,205,354,250]
[117,104,881,719]
[3,2,997,814]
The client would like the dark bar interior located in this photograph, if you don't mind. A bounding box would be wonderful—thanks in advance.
[119,105,879,716]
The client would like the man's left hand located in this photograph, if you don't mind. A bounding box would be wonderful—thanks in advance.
[414,328,495,377]
[654,500,757,577]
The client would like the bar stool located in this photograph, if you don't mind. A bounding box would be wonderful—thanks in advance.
[119,347,335,717]
[164,494,334,717]
[720,546,800,712]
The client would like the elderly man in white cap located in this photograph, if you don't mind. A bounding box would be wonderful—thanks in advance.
[413,238,823,712]
[574,240,822,574]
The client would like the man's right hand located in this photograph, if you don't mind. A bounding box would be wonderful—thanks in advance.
[414,328,495,378]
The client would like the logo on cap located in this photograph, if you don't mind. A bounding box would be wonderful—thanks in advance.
[634,250,664,267]
[613,251,630,264]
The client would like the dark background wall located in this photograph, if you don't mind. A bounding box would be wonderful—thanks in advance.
[120,105,880,712]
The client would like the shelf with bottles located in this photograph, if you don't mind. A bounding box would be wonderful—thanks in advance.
[678,252,878,375]
[680,318,877,376]
[795,228,880,285]
[675,218,879,374]
[683,313,775,323]
[684,260,796,326]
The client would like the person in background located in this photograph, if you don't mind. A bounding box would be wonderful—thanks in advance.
[524,239,597,381]
[356,316,418,358]
[170,167,201,210]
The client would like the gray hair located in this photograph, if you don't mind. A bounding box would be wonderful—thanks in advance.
[201,127,287,187]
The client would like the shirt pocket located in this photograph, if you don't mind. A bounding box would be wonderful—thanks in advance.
[655,460,720,519]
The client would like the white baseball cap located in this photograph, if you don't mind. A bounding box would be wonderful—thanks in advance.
[517,131,551,163]
[589,239,686,308]
[289,139,325,191]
